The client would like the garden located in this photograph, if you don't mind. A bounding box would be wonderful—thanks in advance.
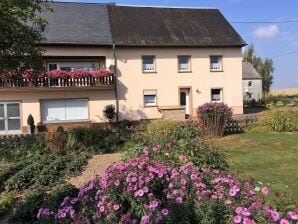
[0,103,297,224]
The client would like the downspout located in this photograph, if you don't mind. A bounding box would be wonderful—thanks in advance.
[113,43,120,136]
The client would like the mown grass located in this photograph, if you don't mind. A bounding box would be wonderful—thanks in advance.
[217,131,298,198]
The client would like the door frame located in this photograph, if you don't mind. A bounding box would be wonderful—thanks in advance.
[0,101,22,135]
[178,87,193,116]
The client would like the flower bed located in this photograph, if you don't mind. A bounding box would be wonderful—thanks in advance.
[38,145,298,224]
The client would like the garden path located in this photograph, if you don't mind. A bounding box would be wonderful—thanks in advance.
[68,153,123,188]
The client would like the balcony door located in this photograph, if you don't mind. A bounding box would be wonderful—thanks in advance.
[0,102,21,135]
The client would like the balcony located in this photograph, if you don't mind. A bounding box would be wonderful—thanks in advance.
[0,71,115,91]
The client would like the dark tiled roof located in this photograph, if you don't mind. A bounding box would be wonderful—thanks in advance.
[242,62,262,79]
[108,5,246,47]
[41,2,113,45]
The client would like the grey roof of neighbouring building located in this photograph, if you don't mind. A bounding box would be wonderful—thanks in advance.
[40,2,246,47]
[40,2,113,45]
[242,62,262,80]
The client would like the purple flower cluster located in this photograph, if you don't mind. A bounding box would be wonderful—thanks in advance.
[38,146,298,224]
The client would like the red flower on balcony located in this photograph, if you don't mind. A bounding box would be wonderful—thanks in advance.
[70,69,91,79]
[46,70,70,78]
[91,69,112,78]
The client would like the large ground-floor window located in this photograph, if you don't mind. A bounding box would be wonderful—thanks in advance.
[41,99,89,123]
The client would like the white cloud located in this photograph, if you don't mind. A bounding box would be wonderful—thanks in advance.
[253,25,279,39]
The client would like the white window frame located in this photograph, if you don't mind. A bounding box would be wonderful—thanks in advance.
[0,102,22,135]
[178,55,191,72]
[143,90,157,107]
[211,88,223,102]
[142,56,156,73]
[41,99,89,123]
[210,56,223,71]
[47,62,100,72]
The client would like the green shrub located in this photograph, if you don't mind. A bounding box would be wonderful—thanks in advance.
[43,131,68,153]
[132,120,200,146]
[125,140,228,171]
[0,192,14,217]
[103,104,116,121]
[9,189,46,224]
[67,125,119,153]
[260,108,298,132]
[67,152,90,176]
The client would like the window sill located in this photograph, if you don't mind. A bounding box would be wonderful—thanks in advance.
[210,70,224,72]
[178,70,192,73]
[144,105,158,108]
[142,71,157,74]
[42,120,90,124]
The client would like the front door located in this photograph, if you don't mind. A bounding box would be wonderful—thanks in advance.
[0,102,21,135]
[179,88,190,115]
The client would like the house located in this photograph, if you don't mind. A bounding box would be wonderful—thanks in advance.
[242,62,263,101]
[0,2,246,135]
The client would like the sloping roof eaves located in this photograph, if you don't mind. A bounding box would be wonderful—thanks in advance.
[108,5,246,47]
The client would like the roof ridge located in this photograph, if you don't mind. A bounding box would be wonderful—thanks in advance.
[114,5,218,10]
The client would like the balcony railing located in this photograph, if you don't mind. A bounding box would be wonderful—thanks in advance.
[0,74,115,90]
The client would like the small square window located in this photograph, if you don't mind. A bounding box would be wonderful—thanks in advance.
[178,56,191,72]
[210,56,222,71]
[48,63,58,71]
[211,89,222,102]
[142,56,156,72]
[248,81,252,87]
[144,90,157,106]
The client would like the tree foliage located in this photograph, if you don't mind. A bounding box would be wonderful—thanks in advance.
[0,0,50,76]
[244,44,274,95]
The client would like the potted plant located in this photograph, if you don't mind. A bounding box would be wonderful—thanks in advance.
[27,114,35,134]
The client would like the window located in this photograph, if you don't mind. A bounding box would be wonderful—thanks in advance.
[41,99,88,123]
[144,90,157,106]
[248,81,252,87]
[47,62,100,72]
[178,56,191,72]
[211,89,222,102]
[210,56,222,71]
[142,56,156,72]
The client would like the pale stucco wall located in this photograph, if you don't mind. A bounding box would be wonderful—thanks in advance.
[0,90,115,127]
[242,79,263,101]
[115,47,243,120]
[0,46,244,131]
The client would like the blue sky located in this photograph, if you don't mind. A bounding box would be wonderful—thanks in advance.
[59,0,298,89]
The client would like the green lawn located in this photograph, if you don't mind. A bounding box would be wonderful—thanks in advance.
[218,131,298,198]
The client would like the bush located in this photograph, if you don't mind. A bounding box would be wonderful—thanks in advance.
[27,114,34,126]
[260,108,298,132]
[103,104,116,121]
[132,120,200,146]
[9,189,46,224]
[0,192,14,217]
[67,125,119,153]
[197,103,232,137]
[38,155,298,224]
[42,131,68,153]
[124,141,228,171]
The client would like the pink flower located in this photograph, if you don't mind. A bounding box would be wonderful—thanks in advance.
[141,215,150,223]
[99,206,105,213]
[280,219,289,224]
[161,208,169,216]
[271,211,280,221]
[114,179,120,186]
[176,197,183,204]
[241,208,251,217]
[143,147,149,156]
[261,186,270,196]
[178,155,186,161]
[235,207,243,214]
[288,211,298,220]
[233,215,242,223]
[113,204,120,211]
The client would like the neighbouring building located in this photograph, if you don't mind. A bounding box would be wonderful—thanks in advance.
[242,62,263,101]
[0,2,246,135]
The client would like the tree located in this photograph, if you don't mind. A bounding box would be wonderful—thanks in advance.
[0,0,50,76]
[244,44,274,95]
